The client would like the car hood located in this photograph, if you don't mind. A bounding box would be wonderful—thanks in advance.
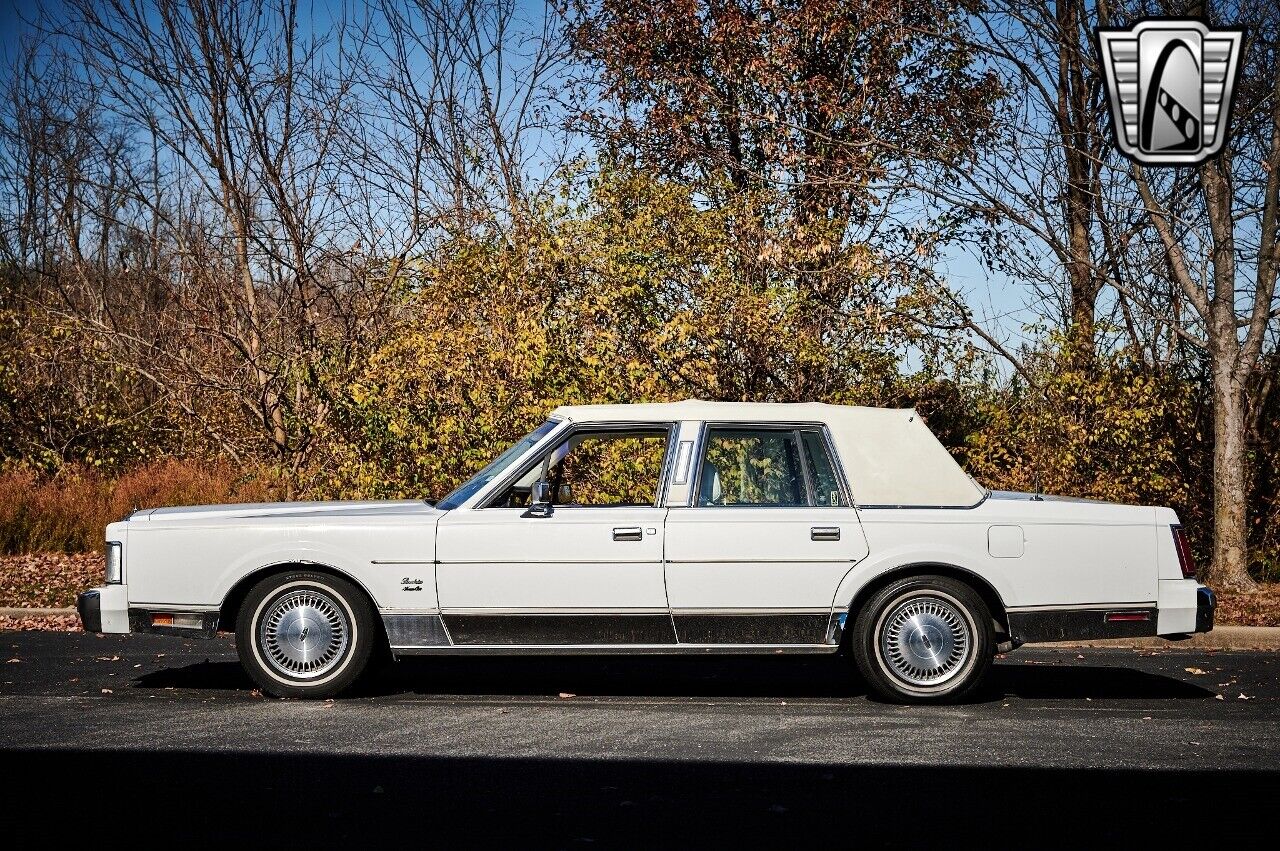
[131,500,441,524]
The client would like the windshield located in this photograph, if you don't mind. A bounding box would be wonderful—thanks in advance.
[436,419,560,510]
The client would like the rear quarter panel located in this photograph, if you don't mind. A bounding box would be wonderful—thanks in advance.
[834,500,1160,610]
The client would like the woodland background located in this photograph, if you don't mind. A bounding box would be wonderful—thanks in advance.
[0,0,1277,594]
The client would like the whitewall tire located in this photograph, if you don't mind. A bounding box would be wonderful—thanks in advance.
[236,571,376,699]
[851,574,993,704]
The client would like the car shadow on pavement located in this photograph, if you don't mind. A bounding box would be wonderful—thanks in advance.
[135,659,256,692]
[981,662,1215,701]
[134,653,1215,702]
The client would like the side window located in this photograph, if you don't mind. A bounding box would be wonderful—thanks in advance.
[697,428,807,506]
[801,430,847,507]
[492,429,669,507]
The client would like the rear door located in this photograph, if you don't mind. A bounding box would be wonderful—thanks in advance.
[663,424,868,646]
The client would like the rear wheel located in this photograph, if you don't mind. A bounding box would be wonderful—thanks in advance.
[236,571,376,699]
[851,575,992,704]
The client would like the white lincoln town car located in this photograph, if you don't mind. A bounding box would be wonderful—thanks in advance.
[77,401,1214,703]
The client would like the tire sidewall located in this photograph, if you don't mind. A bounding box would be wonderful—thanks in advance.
[852,575,993,704]
[236,571,375,698]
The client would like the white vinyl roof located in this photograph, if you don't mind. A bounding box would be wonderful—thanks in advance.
[550,401,986,507]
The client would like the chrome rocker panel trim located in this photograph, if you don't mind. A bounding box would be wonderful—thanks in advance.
[391,643,839,656]
[381,610,843,654]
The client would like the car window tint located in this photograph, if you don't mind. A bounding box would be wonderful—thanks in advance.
[802,430,846,506]
[552,431,668,506]
[697,429,806,506]
[493,429,668,508]
[437,419,559,509]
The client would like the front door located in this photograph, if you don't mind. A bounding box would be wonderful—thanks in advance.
[663,425,869,646]
[435,425,675,645]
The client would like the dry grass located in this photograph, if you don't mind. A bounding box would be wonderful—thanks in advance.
[0,459,277,555]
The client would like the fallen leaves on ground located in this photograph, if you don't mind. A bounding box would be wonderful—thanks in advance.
[1215,584,1280,627]
[0,553,103,608]
[0,614,81,632]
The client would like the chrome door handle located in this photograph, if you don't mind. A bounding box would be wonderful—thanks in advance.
[811,526,841,541]
[613,527,644,541]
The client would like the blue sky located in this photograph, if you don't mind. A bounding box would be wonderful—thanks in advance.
[0,0,30,64]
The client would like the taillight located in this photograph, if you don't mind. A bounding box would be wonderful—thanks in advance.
[1171,525,1197,579]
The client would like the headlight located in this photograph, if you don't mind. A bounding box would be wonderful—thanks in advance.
[105,541,123,584]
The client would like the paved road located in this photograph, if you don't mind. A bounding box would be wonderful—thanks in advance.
[2,632,1278,846]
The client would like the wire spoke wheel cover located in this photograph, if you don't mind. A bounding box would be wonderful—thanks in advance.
[257,588,350,680]
[876,593,973,689]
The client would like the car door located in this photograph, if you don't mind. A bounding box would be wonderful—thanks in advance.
[663,424,869,646]
[435,424,676,646]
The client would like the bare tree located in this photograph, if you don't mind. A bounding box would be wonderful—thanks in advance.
[931,0,1278,589]
[358,0,572,243]
[1124,1,1280,591]
[916,0,1120,363]
[31,0,398,485]
[0,31,177,465]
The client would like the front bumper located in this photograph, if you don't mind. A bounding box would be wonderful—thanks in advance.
[77,585,130,633]
[127,608,219,639]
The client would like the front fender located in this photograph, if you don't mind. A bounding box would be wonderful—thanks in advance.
[210,540,401,612]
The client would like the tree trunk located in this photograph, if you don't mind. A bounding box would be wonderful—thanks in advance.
[1206,348,1257,592]
[1056,0,1099,362]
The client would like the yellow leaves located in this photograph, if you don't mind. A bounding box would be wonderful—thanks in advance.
[309,166,973,499]
[962,337,1191,509]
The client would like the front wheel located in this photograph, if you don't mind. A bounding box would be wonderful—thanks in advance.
[851,575,993,704]
[236,571,376,698]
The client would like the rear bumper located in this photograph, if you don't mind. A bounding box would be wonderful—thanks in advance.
[1156,579,1212,636]
[1195,586,1215,634]
[77,585,130,633]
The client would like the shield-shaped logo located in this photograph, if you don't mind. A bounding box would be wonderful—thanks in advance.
[1096,19,1245,165]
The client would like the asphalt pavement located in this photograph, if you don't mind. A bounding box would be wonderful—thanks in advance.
[2,631,1277,846]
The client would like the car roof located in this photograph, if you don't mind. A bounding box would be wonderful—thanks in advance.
[549,400,910,424]
[548,400,986,508]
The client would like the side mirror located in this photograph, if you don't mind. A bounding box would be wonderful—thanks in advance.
[521,480,554,518]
